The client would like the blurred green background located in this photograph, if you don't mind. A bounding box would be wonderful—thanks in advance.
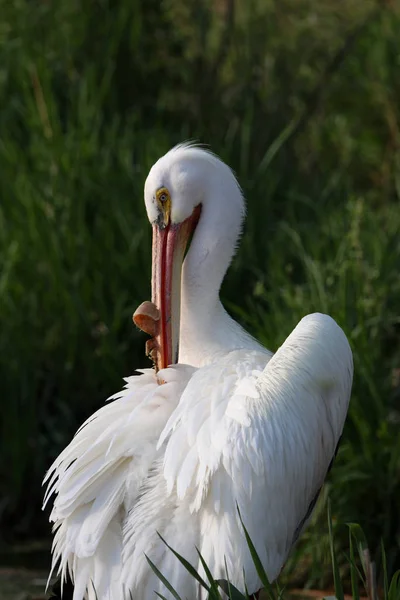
[1,0,400,590]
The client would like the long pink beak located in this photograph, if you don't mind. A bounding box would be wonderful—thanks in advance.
[152,206,201,371]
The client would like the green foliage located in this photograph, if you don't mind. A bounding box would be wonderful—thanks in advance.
[0,0,399,588]
[146,506,400,599]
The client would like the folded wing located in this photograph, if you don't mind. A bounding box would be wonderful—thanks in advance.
[157,313,352,595]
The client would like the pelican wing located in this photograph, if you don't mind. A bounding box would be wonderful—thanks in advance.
[243,312,353,579]
[156,313,352,595]
[43,365,194,600]
[46,314,352,599]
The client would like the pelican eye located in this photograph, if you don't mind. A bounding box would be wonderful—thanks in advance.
[156,188,170,204]
[155,187,171,227]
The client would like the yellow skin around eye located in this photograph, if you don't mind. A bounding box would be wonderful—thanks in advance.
[156,187,171,227]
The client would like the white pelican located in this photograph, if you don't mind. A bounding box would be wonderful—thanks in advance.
[44,143,353,600]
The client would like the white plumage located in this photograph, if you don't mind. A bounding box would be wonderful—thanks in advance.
[44,144,353,599]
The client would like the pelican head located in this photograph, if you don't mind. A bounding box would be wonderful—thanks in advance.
[142,143,245,371]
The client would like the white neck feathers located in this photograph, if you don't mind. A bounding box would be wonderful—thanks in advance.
[178,166,256,366]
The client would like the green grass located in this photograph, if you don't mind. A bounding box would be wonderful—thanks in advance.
[0,0,399,588]
[145,504,400,599]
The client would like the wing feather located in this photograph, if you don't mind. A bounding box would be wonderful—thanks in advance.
[46,313,352,598]
[44,365,193,599]
[159,312,352,593]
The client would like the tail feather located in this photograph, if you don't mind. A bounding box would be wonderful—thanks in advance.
[75,463,127,557]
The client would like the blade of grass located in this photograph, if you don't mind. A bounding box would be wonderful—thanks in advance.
[382,539,389,600]
[388,570,400,600]
[342,551,366,590]
[145,555,183,600]
[217,579,248,600]
[157,533,210,592]
[277,582,287,600]
[196,547,221,599]
[90,580,99,600]
[347,523,367,588]
[363,549,377,600]
[327,500,344,600]
[349,527,360,600]
[347,522,368,576]
[256,118,298,176]
[223,556,249,600]
[237,504,275,599]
